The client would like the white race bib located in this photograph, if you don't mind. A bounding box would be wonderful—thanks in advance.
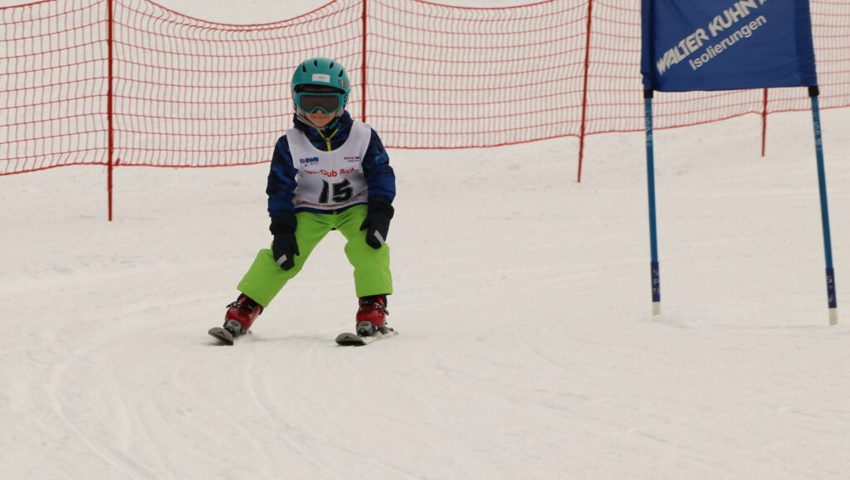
[287,121,372,211]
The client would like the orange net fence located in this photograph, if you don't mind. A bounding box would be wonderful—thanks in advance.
[2,0,848,175]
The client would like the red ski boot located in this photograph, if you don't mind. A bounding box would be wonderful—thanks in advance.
[223,293,263,337]
[356,295,389,337]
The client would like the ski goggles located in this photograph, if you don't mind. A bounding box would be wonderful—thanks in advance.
[294,91,345,114]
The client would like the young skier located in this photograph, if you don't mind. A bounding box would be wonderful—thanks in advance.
[215,57,395,342]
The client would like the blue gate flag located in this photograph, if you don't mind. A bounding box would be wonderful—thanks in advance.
[641,0,818,92]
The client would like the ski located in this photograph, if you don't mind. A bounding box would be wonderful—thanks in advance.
[208,327,235,345]
[335,328,398,346]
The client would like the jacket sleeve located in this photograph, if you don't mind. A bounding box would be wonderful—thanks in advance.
[361,129,396,204]
[266,135,299,218]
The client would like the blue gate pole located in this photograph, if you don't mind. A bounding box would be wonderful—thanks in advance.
[809,86,839,325]
[644,90,661,315]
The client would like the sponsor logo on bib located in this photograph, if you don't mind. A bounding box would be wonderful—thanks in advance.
[299,156,320,166]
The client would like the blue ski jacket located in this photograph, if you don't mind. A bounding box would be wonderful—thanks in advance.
[266,111,396,218]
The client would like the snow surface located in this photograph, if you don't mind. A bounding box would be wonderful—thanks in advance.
[2,1,850,479]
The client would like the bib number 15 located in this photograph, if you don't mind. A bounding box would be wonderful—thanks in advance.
[318,179,353,204]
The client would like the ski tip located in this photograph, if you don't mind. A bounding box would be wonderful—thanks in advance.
[335,329,398,346]
[208,327,235,345]
[335,332,366,346]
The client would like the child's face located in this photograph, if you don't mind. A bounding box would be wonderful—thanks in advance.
[304,109,335,128]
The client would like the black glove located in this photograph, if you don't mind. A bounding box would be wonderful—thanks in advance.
[360,197,394,249]
[270,212,299,270]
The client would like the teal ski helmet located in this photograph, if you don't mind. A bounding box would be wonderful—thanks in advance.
[291,57,350,114]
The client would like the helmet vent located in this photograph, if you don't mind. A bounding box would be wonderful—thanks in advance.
[339,69,345,77]
[329,62,334,68]
[313,59,319,67]
[301,64,306,73]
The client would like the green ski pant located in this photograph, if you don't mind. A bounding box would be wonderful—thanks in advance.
[237,205,392,308]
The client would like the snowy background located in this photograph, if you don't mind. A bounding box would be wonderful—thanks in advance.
[2,1,850,479]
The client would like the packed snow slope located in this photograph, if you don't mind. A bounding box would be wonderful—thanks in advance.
[2,106,849,480]
[3,1,850,479]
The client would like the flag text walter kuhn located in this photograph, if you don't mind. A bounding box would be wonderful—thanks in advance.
[656,0,771,75]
